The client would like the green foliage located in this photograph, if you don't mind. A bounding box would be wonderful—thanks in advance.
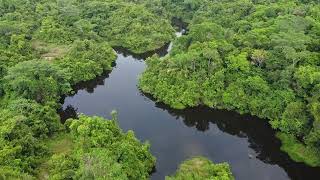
[54,40,116,84]
[0,167,34,180]
[1,0,320,178]
[140,40,225,109]
[36,16,76,44]
[270,101,309,136]
[166,157,234,180]
[3,60,71,103]
[0,98,62,179]
[48,153,79,180]
[0,1,170,178]
[103,3,175,53]
[0,109,47,176]
[7,98,62,138]
[33,0,175,53]
[277,133,320,167]
[48,115,156,180]
[140,0,320,166]
[188,22,225,43]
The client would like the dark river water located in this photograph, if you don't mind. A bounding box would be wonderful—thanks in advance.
[60,27,320,180]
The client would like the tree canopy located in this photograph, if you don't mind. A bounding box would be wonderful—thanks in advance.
[140,0,320,166]
[0,0,320,179]
[166,157,234,180]
[48,115,155,180]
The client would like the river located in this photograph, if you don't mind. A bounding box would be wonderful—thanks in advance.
[60,25,320,180]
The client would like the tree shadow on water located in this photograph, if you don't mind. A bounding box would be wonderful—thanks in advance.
[113,43,171,60]
[141,92,320,180]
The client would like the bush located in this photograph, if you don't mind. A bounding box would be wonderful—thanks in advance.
[166,157,234,180]
[48,115,156,180]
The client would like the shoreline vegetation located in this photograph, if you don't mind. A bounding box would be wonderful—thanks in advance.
[0,0,319,179]
[0,0,173,178]
[166,157,234,180]
[139,0,320,167]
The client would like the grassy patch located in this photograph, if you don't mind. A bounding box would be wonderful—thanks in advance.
[36,132,74,179]
[32,40,70,61]
[277,132,320,167]
[46,133,73,154]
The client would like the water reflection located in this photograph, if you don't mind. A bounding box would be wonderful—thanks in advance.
[58,105,78,123]
[113,44,171,60]
[59,20,320,180]
[59,60,320,180]
[146,97,320,180]
[74,71,111,94]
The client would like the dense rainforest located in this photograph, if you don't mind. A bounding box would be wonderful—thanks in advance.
[0,0,319,179]
[0,0,173,178]
[140,0,320,167]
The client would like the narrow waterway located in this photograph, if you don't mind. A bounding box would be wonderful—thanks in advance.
[60,28,320,180]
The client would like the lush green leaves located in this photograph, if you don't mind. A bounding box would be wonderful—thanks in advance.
[54,40,116,84]
[140,0,320,166]
[3,60,71,103]
[102,3,175,53]
[49,115,156,180]
[166,157,234,180]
